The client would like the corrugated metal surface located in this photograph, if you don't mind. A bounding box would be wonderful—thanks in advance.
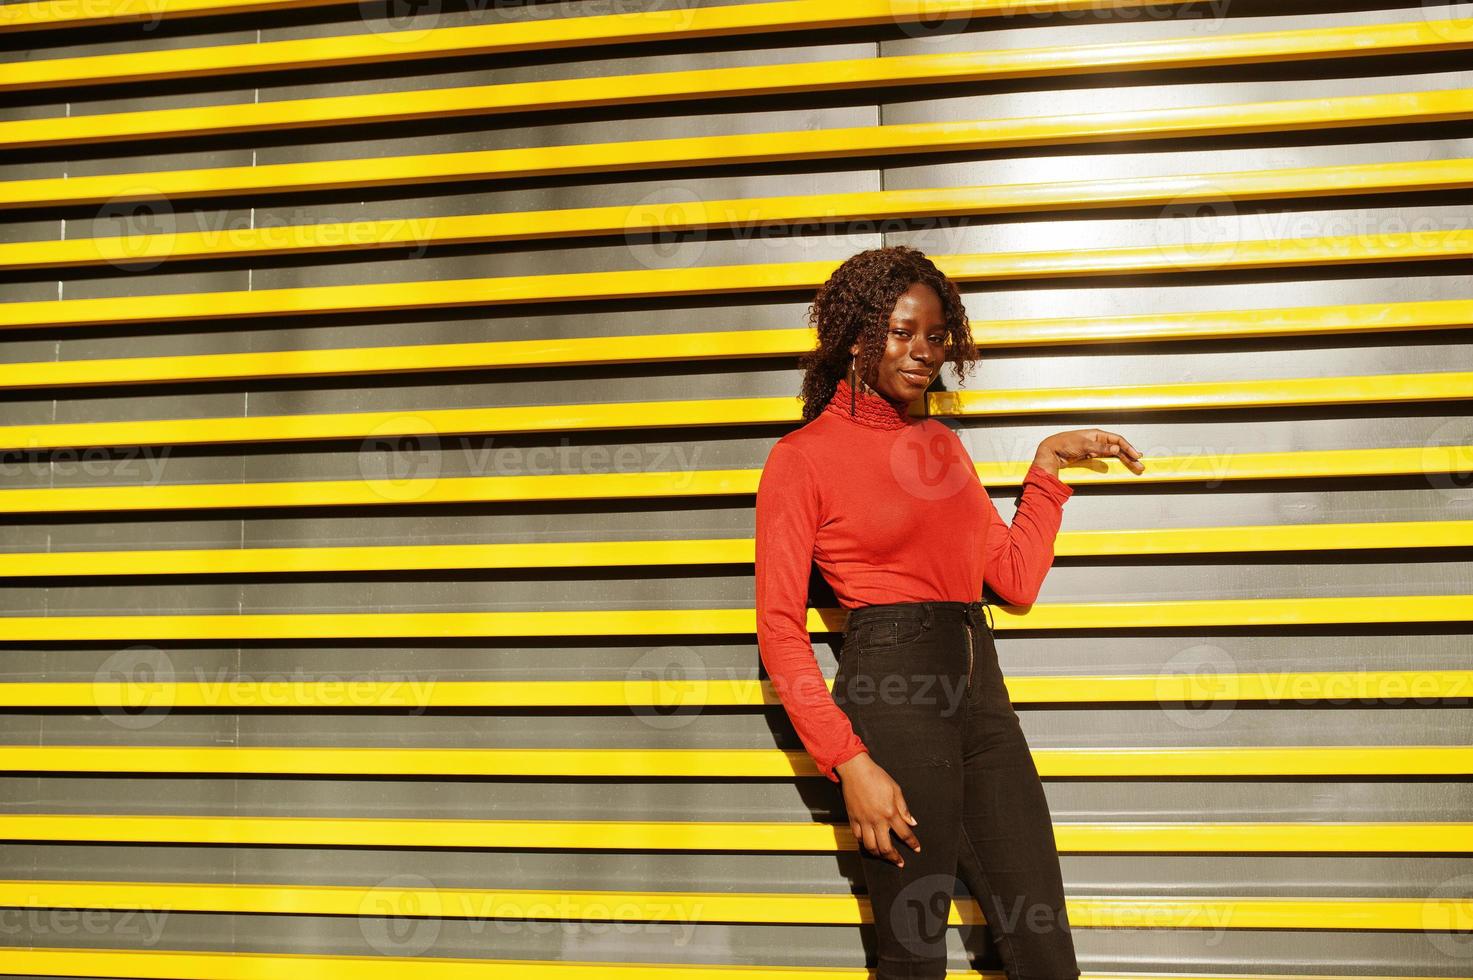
[0,0,1470,974]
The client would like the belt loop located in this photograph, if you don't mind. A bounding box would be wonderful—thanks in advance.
[980,599,995,632]
[921,605,932,630]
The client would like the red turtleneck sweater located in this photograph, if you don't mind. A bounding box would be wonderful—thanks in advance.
[754,377,1074,782]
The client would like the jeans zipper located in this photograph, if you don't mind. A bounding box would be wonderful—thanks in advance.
[965,618,974,688]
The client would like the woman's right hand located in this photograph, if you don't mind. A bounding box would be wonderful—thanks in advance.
[836,752,921,867]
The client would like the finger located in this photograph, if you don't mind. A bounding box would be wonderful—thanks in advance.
[861,824,880,857]
[1107,433,1143,459]
[1102,430,1144,460]
[866,819,901,866]
[1090,431,1145,472]
[873,824,903,866]
[1107,433,1146,472]
[891,815,922,853]
[894,795,921,850]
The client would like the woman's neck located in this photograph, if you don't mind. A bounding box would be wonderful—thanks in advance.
[823,376,914,430]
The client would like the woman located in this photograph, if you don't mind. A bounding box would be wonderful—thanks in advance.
[754,245,1145,979]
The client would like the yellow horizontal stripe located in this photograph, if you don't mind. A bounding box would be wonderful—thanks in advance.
[4,87,1468,210]
[3,814,1469,854]
[0,537,754,576]
[2,595,1471,642]
[2,814,844,851]
[0,0,1175,89]
[969,444,1472,487]
[4,519,1468,577]
[4,298,1468,390]
[0,445,1469,514]
[941,370,1473,416]
[5,229,1472,331]
[18,156,1470,271]
[5,370,1469,451]
[0,0,347,31]
[0,744,1469,778]
[5,670,1469,710]
[11,18,1469,147]
[2,949,1461,980]
[438,667,1433,706]
[0,879,1466,931]
[1073,897,1469,931]
[2,326,813,389]
[0,947,874,980]
[2,745,806,778]
[0,394,811,451]
[1059,518,1473,557]
[0,463,764,514]
[1057,821,1473,854]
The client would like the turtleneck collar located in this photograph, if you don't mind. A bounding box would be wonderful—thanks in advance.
[822,377,917,430]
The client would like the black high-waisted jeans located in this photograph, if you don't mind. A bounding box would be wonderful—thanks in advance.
[833,599,1080,980]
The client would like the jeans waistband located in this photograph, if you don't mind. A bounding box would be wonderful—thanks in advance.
[845,598,995,632]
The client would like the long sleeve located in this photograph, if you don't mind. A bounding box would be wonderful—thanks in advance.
[981,462,1074,606]
[754,441,868,783]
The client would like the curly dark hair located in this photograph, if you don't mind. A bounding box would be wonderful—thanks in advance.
[796,245,979,423]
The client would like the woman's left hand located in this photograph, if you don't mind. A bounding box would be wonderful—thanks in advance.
[1034,429,1145,475]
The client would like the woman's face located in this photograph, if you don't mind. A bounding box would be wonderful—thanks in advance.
[851,280,947,403]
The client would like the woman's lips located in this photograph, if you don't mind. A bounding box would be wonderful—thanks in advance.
[901,370,930,384]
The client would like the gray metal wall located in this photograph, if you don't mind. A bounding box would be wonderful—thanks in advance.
[1,0,1471,976]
